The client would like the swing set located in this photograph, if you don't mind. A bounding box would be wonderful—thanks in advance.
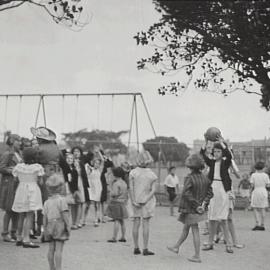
[0,92,157,152]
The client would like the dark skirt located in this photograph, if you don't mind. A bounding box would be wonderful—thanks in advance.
[178,212,207,225]
[0,176,18,211]
[106,201,128,220]
[167,186,176,202]
[100,174,107,203]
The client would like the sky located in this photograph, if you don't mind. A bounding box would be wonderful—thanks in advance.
[0,0,269,147]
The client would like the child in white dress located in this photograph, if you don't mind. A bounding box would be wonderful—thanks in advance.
[250,161,270,231]
[12,147,44,248]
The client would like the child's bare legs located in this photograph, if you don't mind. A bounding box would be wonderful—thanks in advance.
[142,217,151,250]
[76,203,82,226]
[168,224,190,253]
[253,208,260,226]
[23,212,33,243]
[260,208,265,227]
[94,202,100,225]
[220,219,233,252]
[112,220,120,240]
[189,224,201,262]
[48,241,56,270]
[207,220,218,245]
[70,205,76,226]
[100,202,105,222]
[55,241,64,270]
[82,201,90,225]
[16,213,25,242]
[132,217,141,249]
[119,219,126,239]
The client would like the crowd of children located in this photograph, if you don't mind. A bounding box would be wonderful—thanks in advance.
[0,127,270,269]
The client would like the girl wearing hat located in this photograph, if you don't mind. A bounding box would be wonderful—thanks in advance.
[12,147,44,248]
[129,150,157,256]
[200,136,234,253]
[167,153,213,263]
[43,174,70,270]
[0,134,22,242]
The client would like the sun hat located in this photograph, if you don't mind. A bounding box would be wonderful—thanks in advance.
[46,173,64,194]
[30,127,56,141]
[136,150,154,167]
[185,153,205,171]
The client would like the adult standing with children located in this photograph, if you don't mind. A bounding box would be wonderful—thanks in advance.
[129,150,157,256]
[0,134,22,242]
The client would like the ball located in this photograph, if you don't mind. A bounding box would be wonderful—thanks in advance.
[204,127,222,141]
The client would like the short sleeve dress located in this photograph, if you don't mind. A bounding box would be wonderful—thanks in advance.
[250,172,270,208]
[12,163,44,212]
[43,195,69,241]
[86,166,102,202]
[129,167,157,218]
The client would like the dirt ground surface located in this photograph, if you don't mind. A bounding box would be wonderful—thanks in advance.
[0,207,269,270]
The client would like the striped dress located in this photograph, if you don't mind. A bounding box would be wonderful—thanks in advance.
[178,172,213,225]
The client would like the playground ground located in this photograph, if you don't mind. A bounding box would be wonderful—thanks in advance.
[0,206,269,270]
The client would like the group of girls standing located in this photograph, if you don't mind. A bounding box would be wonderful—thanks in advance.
[62,146,114,229]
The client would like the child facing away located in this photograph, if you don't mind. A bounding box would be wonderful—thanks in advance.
[250,161,270,231]
[106,167,129,243]
[167,153,213,263]
[12,147,44,248]
[43,174,70,270]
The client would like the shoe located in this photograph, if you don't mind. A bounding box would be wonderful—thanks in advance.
[23,242,40,248]
[10,234,17,241]
[30,234,37,240]
[118,238,127,242]
[94,222,99,227]
[214,237,220,244]
[3,235,15,243]
[202,244,213,251]
[226,246,234,253]
[134,248,141,255]
[258,226,265,231]
[234,244,245,249]
[167,246,179,254]
[77,224,82,228]
[71,225,78,230]
[16,240,23,246]
[107,239,117,243]
[252,226,260,231]
[143,249,155,256]
[188,256,202,263]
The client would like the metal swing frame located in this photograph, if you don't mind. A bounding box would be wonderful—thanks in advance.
[0,92,157,152]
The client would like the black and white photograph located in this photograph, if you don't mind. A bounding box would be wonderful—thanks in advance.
[0,1,269,269]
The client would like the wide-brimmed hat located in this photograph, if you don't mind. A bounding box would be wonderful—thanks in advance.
[30,127,56,141]
[185,153,205,170]
[136,150,154,167]
[46,174,64,194]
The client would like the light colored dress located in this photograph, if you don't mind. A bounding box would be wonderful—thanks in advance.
[86,165,102,202]
[129,167,157,218]
[12,163,44,212]
[208,161,230,220]
[43,194,69,241]
[250,172,270,208]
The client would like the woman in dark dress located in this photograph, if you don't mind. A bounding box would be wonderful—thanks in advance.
[0,134,22,242]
